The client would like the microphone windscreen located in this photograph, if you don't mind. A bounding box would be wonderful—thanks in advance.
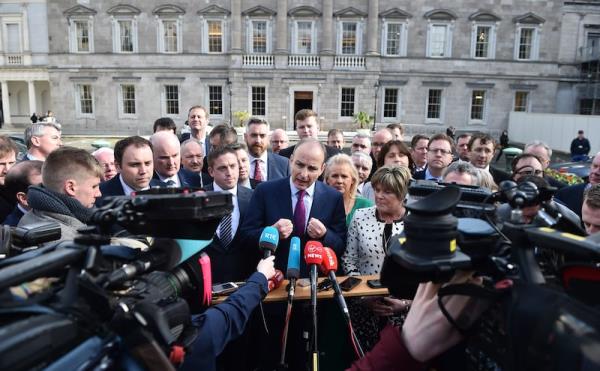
[287,237,301,279]
[320,247,338,274]
[303,240,324,266]
[259,226,279,253]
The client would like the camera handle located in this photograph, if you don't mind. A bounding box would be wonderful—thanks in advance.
[501,222,546,284]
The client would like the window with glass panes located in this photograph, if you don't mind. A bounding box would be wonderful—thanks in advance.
[79,85,93,114]
[427,89,442,119]
[251,86,266,116]
[75,21,90,52]
[297,21,312,54]
[429,25,448,57]
[340,88,355,117]
[514,91,529,112]
[470,90,486,120]
[518,28,534,59]
[341,23,357,54]
[209,86,223,115]
[121,85,136,115]
[383,89,399,118]
[252,21,267,53]
[164,85,179,115]
[475,26,490,58]
[118,20,133,52]
[163,20,178,52]
[386,23,402,55]
[208,20,222,53]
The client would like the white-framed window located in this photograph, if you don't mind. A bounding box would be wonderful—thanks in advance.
[247,20,271,54]
[208,85,224,116]
[425,88,445,123]
[381,22,407,57]
[292,20,316,54]
[514,91,530,112]
[75,84,94,117]
[337,21,363,55]
[204,20,224,53]
[158,18,182,53]
[426,23,452,58]
[112,19,137,53]
[3,22,22,53]
[340,87,356,117]
[118,84,137,118]
[162,85,180,115]
[471,24,496,59]
[514,26,540,60]
[250,86,267,116]
[382,88,401,120]
[469,90,488,123]
[69,19,94,53]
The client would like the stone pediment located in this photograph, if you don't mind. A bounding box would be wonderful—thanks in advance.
[64,5,97,17]
[152,4,186,16]
[379,8,413,19]
[242,5,276,17]
[288,6,321,17]
[468,11,501,22]
[107,5,141,16]
[513,12,545,24]
[333,7,368,18]
[197,5,231,17]
[424,9,458,21]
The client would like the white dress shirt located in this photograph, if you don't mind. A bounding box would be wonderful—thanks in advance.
[157,173,181,187]
[249,151,269,181]
[119,174,149,196]
[214,183,240,240]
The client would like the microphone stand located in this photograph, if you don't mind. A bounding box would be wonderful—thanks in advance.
[309,265,319,371]
[279,277,296,369]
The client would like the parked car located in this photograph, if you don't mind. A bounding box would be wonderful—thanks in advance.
[549,159,592,182]
[9,135,27,160]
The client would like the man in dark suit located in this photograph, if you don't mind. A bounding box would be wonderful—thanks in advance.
[278,109,341,160]
[150,131,201,188]
[413,133,454,181]
[180,139,211,188]
[524,140,567,189]
[468,132,511,185]
[180,105,211,155]
[555,152,600,218]
[244,118,289,187]
[0,135,18,221]
[2,160,42,226]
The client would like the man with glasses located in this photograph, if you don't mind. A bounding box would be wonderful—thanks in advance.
[410,134,429,172]
[350,133,371,155]
[368,128,394,179]
[414,134,454,181]
[524,140,567,189]
[511,153,544,182]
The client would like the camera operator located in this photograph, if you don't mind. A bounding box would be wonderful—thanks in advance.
[180,255,275,371]
[18,147,102,242]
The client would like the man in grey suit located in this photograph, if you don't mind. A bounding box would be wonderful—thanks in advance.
[244,117,290,187]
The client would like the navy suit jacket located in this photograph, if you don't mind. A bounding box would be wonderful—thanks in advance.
[97,175,163,206]
[199,184,256,283]
[555,182,587,218]
[278,144,341,161]
[240,178,346,277]
[266,152,290,181]
[153,168,202,188]
[3,206,24,226]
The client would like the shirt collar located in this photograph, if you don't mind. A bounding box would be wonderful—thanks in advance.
[213,182,237,196]
[157,173,179,184]
[289,177,316,198]
[425,168,440,181]
[250,151,268,163]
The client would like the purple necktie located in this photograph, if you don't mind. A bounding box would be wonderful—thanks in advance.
[293,190,306,236]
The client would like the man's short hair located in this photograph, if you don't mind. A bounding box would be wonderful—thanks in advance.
[24,122,62,149]
[246,117,269,130]
[457,133,472,141]
[294,109,318,123]
[468,132,495,151]
[428,133,455,153]
[351,151,373,168]
[0,135,19,158]
[4,160,43,200]
[353,132,371,141]
[188,105,208,117]
[410,134,429,149]
[292,138,326,159]
[328,128,344,138]
[114,136,152,166]
[42,147,103,192]
[584,184,600,209]
[524,140,552,158]
[181,139,203,153]
[209,124,238,147]
[442,161,481,186]
[386,123,404,135]
[153,117,177,134]
[92,147,114,159]
[511,153,543,174]
[207,145,238,168]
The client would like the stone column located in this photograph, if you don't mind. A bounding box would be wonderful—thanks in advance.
[321,0,334,54]
[1,81,11,125]
[28,80,36,116]
[275,0,288,53]
[230,0,242,53]
[366,0,379,55]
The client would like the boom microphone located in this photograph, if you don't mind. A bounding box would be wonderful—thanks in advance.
[259,226,279,258]
[304,241,324,371]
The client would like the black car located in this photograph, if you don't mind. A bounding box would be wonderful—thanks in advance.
[549,159,592,182]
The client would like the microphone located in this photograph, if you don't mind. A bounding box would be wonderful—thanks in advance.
[259,226,279,258]
[304,240,324,370]
[287,237,301,280]
[280,237,301,367]
[268,269,284,291]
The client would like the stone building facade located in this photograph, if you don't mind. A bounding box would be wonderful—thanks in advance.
[39,0,598,135]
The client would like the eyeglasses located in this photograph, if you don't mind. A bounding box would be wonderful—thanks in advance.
[429,148,452,155]
[516,169,543,176]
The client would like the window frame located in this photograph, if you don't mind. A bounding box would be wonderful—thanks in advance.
[339,86,356,119]
[112,18,138,53]
[117,83,137,119]
[514,25,540,61]
[381,21,407,57]
[69,17,94,53]
[468,89,488,124]
[425,88,445,124]
[249,85,268,117]
[470,23,496,59]
[292,20,317,55]
[202,18,227,54]
[2,20,23,54]
[207,85,224,117]
[247,19,272,54]
[75,83,95,118]
[157,17,182,54]
[381,87,402,122]
[513,91,531,112]
[336,20,363,55]
[426,23,453,58]
[161,84,180,117]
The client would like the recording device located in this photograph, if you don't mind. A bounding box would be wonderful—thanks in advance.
[304,240,324,371]
[280,236,301,367]
[366,279,385,289]
[339,276,362,292]
[212,282,239,296]
[0,190,232,370]
[380,182,600,370]
[259,226,279,258]
[317,278,333,291]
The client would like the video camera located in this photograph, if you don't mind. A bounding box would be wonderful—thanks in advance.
[381,181,600,370]
[0,189,232,370]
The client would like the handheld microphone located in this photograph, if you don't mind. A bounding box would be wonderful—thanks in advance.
[304,241,324,370]
[268,269,285,291]
[259,226,279,258]
[280,237,301,367]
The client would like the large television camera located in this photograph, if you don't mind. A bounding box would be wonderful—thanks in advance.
[381,181,600,370]
[0,189,232,370]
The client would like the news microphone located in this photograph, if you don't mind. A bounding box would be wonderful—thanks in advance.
[280,237,301,366]
[259,226,279,258]
[287,237,301,280]
[268,269,284,291]
[304,240,324,370]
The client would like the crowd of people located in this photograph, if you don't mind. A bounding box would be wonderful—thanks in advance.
[1,106,599,371]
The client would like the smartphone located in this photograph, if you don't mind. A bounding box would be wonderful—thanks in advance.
[339,277,362,292]
[317,278,333,292]
[212,282,239,295]
[367,279,385,289]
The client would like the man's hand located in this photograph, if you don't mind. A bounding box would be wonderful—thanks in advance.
[365,297,411,317]
[272,219,293,239]
[256,256,276,280]
[307,218,326,239]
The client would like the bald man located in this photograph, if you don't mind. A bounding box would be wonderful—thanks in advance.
[150,131,200,188]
